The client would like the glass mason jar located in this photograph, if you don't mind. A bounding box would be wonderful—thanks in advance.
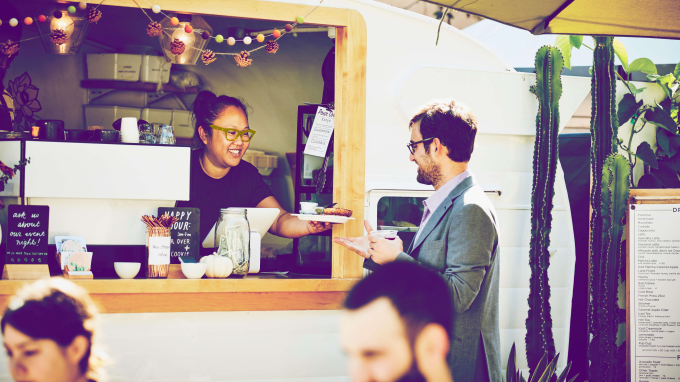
[139,124,157,144]
[146,227,171,278]
[214,208,250,276]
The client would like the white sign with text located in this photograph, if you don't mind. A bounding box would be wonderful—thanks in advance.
[303,107,334,157]
[629,204,680,382]
[148,236,171,265]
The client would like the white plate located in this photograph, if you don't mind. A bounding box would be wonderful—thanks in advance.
[291,214,355,224]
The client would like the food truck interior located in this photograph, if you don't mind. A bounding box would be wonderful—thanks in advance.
[0,3,345,277]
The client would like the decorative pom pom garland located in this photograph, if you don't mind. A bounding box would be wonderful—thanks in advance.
[0,0,325,67]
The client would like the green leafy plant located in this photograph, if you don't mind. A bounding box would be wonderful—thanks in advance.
[526,45,562,376]
[556,36,680,188]
[616,62,679,188]
[505,343,577,382]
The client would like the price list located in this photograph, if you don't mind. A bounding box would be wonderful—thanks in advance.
[630,204,680,382]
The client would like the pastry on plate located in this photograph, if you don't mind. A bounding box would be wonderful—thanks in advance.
[323,208,353,217]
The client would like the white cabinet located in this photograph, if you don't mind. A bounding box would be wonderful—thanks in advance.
[24,141,190,200]
[21,142,191,245]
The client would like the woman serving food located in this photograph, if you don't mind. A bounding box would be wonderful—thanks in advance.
[177,91,331,252]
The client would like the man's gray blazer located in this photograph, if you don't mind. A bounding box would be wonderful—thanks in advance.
[366,175,502,382]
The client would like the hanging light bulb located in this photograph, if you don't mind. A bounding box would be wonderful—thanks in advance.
[50,11,74,53]
[159,15,212,65]
[38,7,89,54]
[172,23,195,45]
[171,22,195,63]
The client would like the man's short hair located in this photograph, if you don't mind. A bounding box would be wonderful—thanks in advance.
[410,99,478,162]
[344,262,454,344]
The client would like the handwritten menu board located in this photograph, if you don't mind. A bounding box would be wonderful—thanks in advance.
[158,207,200,263]
[629,204,680,382]
[303,107,334,157]
[6,205,50,265]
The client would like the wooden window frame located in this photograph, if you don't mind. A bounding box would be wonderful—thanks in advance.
[105,0,367,279]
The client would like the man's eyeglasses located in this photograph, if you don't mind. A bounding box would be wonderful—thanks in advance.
[210,125,257,142]
[407,137,434,155]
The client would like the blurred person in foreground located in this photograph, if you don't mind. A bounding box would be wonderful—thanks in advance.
[340,261,454,382]
[334,99,501,382]
[2,278,106,382]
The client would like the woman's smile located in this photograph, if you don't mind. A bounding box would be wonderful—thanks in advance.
[228,147,243,157]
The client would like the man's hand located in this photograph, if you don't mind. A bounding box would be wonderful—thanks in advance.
[308,221,331,234]
[367,233,404,265]
[333,220,404,265]
[332,220,374,259]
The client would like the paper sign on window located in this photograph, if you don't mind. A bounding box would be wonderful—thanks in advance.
[303,107,335,158]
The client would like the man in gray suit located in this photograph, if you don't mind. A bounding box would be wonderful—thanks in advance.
[334,99,502,382]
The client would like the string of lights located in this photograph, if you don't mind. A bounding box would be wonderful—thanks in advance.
[0,0,325,67]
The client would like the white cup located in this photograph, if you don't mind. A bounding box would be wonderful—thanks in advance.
[121,117,137,129]
[120,118,138,136]
[300,202,318,210]
[300,202,318,214]
[370,230,399,240]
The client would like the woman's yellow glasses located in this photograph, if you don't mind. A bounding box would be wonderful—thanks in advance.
[210,125,257,142]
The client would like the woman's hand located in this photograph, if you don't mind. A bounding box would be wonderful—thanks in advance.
[308,221,332,234]
[258,196,334,238]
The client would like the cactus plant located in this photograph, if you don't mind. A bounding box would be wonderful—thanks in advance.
[526,45,562,376]
[589,37,618,266]
[588,37,626,382]
[589,154,630,381]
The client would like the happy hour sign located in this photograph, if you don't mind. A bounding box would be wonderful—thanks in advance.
[158,207,200,263]
[6,205,50,265]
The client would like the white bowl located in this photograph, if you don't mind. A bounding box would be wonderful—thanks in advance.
[114,262,141,279]
[300,202,318,210]
[181,263,207,279]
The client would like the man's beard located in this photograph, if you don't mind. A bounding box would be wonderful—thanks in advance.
[415,155,442,187]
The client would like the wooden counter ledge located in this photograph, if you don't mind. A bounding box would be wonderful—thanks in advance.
[0,277,360,313]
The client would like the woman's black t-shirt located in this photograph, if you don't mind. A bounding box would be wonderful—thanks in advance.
[177,149,273,255]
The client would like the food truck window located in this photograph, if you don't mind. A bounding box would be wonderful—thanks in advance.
[293,192,334,275]
[376,196,426,249]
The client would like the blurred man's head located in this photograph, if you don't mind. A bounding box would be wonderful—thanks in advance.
[340,262,454,382]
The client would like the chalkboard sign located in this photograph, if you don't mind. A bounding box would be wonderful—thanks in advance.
[158,207,200,263]
[6,205,50,265]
